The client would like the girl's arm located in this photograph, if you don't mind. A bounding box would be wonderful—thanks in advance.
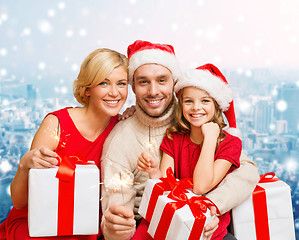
[10,114,59,209]
[193,122,232,195]
[205,153,259,215]
[159,152,174,178]
[137,151,174,179]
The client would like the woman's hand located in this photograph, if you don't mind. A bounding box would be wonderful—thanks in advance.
[19,146,58,171]
[118,105,136,120]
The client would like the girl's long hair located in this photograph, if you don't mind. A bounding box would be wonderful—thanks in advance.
[166,88,227,148]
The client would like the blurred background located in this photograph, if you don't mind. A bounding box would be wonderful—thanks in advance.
[0,0,298,237]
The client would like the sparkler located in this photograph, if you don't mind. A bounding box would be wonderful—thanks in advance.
[119,171,124,202]
[103,167,140,204]
[147,125,155,153]
[105,169,134,193]
[47,126,60,143]
[100,170,140,202]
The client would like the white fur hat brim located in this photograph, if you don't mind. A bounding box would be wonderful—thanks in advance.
[226,127,242,140]
[128,49,181,85]
[174,69,233,111]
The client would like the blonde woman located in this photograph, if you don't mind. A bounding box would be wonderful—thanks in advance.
[0,48,129,240]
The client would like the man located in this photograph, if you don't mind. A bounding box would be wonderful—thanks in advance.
[101,40,259,240]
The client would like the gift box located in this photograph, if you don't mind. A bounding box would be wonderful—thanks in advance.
[231,172,295,240]
[138,178,169,221]
[147,190,216,240]
[139,168,193,222]
[28,158,99,237]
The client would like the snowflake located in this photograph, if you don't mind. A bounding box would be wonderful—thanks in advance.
[0,48,7,56]
[71,64,79,71]
[21,28,31,36]
[79,29,87,36]
[276,100,287,112]
[38,20,53,34]
[0,68,7,76]
[0,160,12,173]
[124,18,132,25]
[58,2,65,10]
[1,13,8,21]
[48,9,56,17]
[61,86,68,94]
[66,30,73,37]
[38,62,46,70]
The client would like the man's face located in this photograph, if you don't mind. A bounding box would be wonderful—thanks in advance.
[132,64,174,117]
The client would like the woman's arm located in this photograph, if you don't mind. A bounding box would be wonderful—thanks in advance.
[10,114,59,209]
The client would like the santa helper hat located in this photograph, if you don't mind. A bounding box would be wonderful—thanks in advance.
[174,63,242,139]
[127,40,181,85]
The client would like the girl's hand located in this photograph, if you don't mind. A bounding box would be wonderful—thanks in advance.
[118,105,136,121]
[19,146,58,171]
[201,122,220,140]
[137,151,159,174]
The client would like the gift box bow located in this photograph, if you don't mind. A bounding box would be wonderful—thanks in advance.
[55,154,95,236]
[153,183,220,240]
[55,154,94,181]
[149,168,220,240]
[146,167,193,221]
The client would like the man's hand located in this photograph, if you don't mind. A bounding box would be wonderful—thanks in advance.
[102,205,136,240]
[204,206,219,240]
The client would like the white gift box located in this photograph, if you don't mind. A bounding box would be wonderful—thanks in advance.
[139,179,169,221]
[28,164,99,237]
[148,193,214,240]
[232,176,295,240]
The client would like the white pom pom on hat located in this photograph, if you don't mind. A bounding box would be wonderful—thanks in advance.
[127,40,181,85]
[175,63,242,139]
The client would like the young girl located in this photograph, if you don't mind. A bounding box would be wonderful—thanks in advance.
[137,64,242,240]
[0,48,129,240]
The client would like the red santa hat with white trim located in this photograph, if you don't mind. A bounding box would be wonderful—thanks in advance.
[174,63,242,139]
[127,40,181,85]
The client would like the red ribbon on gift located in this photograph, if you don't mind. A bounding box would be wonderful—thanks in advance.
[252,172,280,240]
[55,154,92,236]
[153,183,220,240]
[258,172,280,183]
[146,167,193,222]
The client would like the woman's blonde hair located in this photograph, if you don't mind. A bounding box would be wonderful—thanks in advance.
[73,48,128,106]
[166,88,227,147]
